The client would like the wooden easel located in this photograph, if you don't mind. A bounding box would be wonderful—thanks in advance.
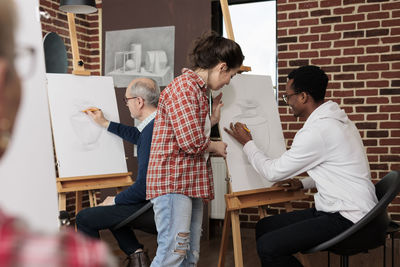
[217,1,308,266]
[57,172,133,215]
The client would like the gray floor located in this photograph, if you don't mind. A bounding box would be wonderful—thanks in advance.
[100,227,399,267]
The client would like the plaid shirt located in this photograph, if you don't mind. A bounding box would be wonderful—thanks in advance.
[0,209,116,267]
[146,68,214,200]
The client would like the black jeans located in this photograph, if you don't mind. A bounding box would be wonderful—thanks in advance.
[76,202,156,255]
[255,208,353,267]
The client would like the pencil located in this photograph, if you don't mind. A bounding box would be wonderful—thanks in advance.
[243,125,251,133]
[82,108,100,113]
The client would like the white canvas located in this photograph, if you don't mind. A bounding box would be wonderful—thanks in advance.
[219,74,286,192]
[47,74,128,178]
[0,0,59,231]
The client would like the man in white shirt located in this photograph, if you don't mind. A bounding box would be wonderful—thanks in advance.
[224,65,378,267]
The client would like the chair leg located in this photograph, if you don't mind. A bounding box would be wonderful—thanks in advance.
[327,251,330,267]
[340,255,349,267]
[391,233,394,267]
[384,238,387,267]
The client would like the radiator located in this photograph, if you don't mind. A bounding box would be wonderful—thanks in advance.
[210,157,228,219]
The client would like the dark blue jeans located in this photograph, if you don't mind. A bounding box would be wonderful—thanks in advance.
[76,202,156,255]
[255,208,353,267]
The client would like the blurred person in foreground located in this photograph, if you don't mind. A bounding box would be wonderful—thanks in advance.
[0,0,116,266]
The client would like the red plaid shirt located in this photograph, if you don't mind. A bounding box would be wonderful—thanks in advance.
[0,209,116,267]
[146,68,214,200]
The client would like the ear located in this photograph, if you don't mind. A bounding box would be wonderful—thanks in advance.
[299,92,309,104]
[218,62,228,72]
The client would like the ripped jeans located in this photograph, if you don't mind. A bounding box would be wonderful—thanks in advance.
[150,194,203,267]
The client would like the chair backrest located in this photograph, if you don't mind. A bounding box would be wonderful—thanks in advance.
[304,170,400,255]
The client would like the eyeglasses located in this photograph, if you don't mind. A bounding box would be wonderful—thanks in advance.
[282,93,299,104]
[123,96,138,105]
[14,46,36,80]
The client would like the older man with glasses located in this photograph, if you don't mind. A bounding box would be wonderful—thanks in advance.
[76,78,159,267]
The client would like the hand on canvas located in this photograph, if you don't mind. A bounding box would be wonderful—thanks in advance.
[208,140,227,158]
[272,178,303,191]
[210,93,223,126]
[224,122,252,146]
[98,196,115,206]
[86,109,110,128]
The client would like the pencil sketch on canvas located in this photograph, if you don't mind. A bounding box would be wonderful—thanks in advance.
[46,74,128,178]
[105,26,174,87]
[219,74,286,192]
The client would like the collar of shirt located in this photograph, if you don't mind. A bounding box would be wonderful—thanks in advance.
[182,68,207,93]
[136,111,156,132]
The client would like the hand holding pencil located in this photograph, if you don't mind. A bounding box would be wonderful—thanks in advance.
[82,107,110,128]
[224,122,253,146]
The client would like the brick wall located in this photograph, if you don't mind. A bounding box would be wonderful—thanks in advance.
[39,0,400,226]
[40,0,102,75]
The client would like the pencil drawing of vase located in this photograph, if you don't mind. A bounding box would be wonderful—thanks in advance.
[232,99,270,161]
[145,50,167,74]
[70,102,103,151]
[130,43,141,72]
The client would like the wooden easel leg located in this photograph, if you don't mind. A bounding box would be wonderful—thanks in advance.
[231,210,244,267]
[88,190,97,207]
[58,193,67,211]
[218,209,232,267]
[75,191,83,215]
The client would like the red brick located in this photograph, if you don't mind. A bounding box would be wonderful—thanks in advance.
[382,2,400,11]
[299,35,319,42]
[289,43,309,50]
[343,14,365,23]
[391,114,400,120]
[334,74,355,80]
[348,114,364,121]
[344,81,365,88]
[383,19,400,27]
[300,51,319,58]
[278,29,287,37]
[344,48,365,55]
[367,147,388,154]
[299,18,320,26]
[311,42,332,49]
[367,114,389,121]
[356,89,379,96]
[392,130,400,137]
[369,164,388,170]
[381,122,400,129]
[357,73,379,80]
[289,28,309,35]
[311,58,332,66]
[299,2,318,9]
[320,49,341,57]
[311,9,331,17]
[366,63,390,71]
[334,23,356,31]
[382,36,400,44]
[380,105,400,112]
[311,25,332,33]
[332,90,354,97]
[321,0,341,7]
[334,7,355,15]
[278,3,297,12]
[368,12,390,20]
[366,97,389,104]
[278,13,287,20]
[367,80,389,88]
[334,57,355,64]
[357,55,379,63]
[357,38,380,46]
[334,40,355,47]
[278,21,298,28]
[321,33,342,41]
[289,11,309,19]
[382,71,400,79]
[358,21,380,30]
[278,52,298,59]
[391,27,400,35]
[366,46,391,53]
[358,4,380,13]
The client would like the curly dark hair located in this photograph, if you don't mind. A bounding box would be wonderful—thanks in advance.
[288,65,328,102]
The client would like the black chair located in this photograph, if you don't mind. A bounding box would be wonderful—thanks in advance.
[384,220,400,267]
[112,201,157,234]
[303,170,400,267]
